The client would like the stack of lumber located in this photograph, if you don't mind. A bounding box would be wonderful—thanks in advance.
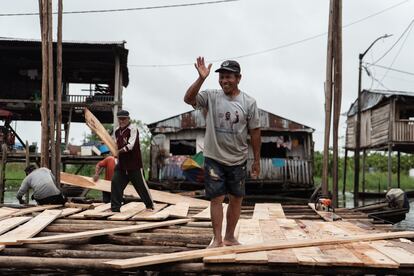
[0,180,413,275]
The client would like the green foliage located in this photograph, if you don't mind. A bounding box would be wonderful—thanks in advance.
[314,150,414,192]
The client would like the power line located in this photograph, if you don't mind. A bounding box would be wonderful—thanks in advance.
[365,63,414,77]
[130,0,411,68]
[370,18,414,65]
[0,0,241,17]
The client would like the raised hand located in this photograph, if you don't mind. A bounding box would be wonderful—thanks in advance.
[195,56,212,80]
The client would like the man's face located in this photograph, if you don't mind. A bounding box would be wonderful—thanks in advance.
[117,117,130,128]
[219,72,241,95]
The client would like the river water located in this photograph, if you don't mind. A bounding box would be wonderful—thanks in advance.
[4,189,414,230]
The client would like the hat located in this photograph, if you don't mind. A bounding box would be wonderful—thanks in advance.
[215,60,241,74]
[116,110,130,118]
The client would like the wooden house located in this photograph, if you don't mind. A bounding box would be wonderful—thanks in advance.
[0,37,129,145]
[147,109,315,194]
[345,89,414,188]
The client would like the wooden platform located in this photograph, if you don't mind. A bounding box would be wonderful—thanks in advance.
[0,201,413,275]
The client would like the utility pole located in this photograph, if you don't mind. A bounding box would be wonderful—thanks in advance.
[354,34,392,207]
[322,0,342,208]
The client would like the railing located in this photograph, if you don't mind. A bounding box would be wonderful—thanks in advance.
[247,158,313,184]
[65,94,114,103]
[393,121,414,142]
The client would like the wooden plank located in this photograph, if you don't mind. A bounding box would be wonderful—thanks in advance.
[252,204,269,220]
[57,208,82,218]
[19,218,190,244]
[104,231,414,269]
[11,205,62,217]
[69,203,111,219]
[130,203,167,221]
[60,173,209,208]
[0,207,19,220]
[192,206,210,221]
[0,209,62,245]
[144,202,190,220]
[369,241,414,267]
[333,221,399,268]
[192,204,227,221]
[0,216,31,235]
[235,219,267,263]
[84,108,118,156]
[261,219,297,264]
[108,202,146,221]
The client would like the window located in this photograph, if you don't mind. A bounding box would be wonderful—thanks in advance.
[170,139,196,155]
[260,142,287,158]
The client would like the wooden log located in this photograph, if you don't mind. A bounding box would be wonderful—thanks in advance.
[19,219,191,244]
[55,0,63,187]
[0,256,111,270]
[23,243,190,253]
[3,247,153,259]
[105,231,414,269]
[40,0,49,168]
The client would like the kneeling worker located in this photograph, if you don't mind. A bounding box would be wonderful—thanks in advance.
[16,165,66,205]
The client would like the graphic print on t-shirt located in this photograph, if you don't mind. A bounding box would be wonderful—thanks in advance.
[216,101,245,134]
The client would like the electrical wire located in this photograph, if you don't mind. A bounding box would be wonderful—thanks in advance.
[0,0,241,17]
[129,0,412,68]
[365,63,414,77]
[370,18,414,65]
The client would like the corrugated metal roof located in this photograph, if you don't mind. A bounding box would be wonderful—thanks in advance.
[347,89,414,116]
[148,108,314,134]
[0,37,126,46]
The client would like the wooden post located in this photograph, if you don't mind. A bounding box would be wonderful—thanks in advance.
[40,0,49,168]
[362,149,366,194]
[113,54,121,129]
[342,148,348,200]
[322,0,334,198]
[47,0,56,177]
[387,144,392,190]
[55,0,63,188]
[0,144,7,203]
[397,151,401,188]
[64,108,73,150]
[331,0,342,208]
[25,141,30,204]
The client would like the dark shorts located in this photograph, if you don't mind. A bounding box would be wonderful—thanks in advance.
[204,157,246,199]
[35,193,66,205]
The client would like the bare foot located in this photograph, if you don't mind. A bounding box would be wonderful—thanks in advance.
[207,239,223,248]
[223,237,241,246]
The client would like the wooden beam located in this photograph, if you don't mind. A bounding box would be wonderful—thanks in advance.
[40,0,49,168]
[104,231,414,269]
[321,0,334,197]
[18,218,190,244]
[55,0,63,187]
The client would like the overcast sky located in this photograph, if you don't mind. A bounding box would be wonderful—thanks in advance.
[2,0,414,151]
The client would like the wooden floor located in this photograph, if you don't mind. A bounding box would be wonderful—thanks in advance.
[0,201,413,275]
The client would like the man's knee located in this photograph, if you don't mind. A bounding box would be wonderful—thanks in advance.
[211,195,225,205]
[228,194,243,204]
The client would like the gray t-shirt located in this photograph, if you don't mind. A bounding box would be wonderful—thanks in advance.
[16,168,61,200]
[196,89,260,166]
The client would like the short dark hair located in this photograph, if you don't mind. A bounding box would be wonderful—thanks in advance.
[24,165,37,174]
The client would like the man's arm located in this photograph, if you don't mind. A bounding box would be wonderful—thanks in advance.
[249,128,261,178]
[94,160,105,182]
[184,57,212,106]
[16,175,31,201]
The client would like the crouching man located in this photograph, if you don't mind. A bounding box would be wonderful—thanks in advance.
[16,165,66,205]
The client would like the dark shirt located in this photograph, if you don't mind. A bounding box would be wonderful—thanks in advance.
[115,123,143,170]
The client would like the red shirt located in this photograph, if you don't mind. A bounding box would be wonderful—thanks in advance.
[96,156,116,180]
